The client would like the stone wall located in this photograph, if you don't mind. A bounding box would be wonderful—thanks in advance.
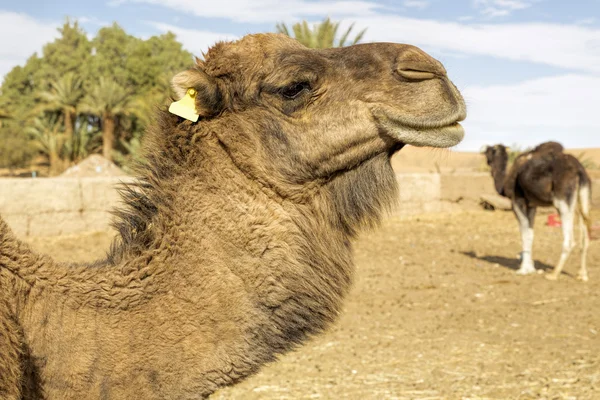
[439,173,497,211]
[395,173,442,214]
[0,177,133,237]
[1,174,597,237]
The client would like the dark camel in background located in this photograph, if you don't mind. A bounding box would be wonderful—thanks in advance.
[485,142,592,281]
[0,33,466,399]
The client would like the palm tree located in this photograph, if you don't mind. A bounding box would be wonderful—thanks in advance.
[276,18,366,49]
[66,117,102,162]
[133,72,171,127]
[112,129,145,172]
[38,72,84,158]
[26,114,66,175]
[80,78,135,161]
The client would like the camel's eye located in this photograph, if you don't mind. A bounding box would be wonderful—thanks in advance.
[280,82,311,100]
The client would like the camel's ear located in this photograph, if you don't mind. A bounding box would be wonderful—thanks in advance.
[171,68,223,118]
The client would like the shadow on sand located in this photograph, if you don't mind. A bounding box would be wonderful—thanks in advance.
[460,251,571,276]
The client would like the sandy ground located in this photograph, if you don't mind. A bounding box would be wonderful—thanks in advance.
[25,209,600,400]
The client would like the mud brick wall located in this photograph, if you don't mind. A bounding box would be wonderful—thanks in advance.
[395,173,442,215]
[0,177,133,237]
[0,175,597,237]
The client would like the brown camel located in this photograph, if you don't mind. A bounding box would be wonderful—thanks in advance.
[484,142,592,281]
[0,33,466,399]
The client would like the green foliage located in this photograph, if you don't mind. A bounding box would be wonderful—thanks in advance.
[79,78,138,161]
[38,72,84,113]
[0,19,193,170]
[276,18,366,49]
[26,113,67,175]
[26,113,64,153]
[80,77,133,117]
[0,109,10,127]
[37,72,85,161]
[68,118,102,161]
[112,130,145,173]
[0,128,38,169]
[85,23,136,88]
[127,32,192,93]
[0,55,44,121]
[37,20,91,87]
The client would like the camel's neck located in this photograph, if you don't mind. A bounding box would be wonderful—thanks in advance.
[0,217,38,291]
[21,134,356,347]
[490,155,508,196]
[9,120,402,396]
[138,140,358,350]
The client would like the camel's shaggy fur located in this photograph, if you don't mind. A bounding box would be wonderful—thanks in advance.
[485,142,592,280]
[0,33,465,399]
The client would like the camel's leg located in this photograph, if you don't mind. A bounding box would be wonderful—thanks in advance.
[577,214,590,281]
[546,197,576,280]
[514,201,536,275]
[0,299,23,400]
[577,183,591,281]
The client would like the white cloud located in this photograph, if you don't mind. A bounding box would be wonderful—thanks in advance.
[403,0,429,9]
[114,0,382,23]
[575,18,596,26]
[148,22,238,56]
[0,11,59,79]
[457,74,600,150]
[77,16,110,26]
[473,0,534,18]
[348,16,600,74]
[116,1,600,74]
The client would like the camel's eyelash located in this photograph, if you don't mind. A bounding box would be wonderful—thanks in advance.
[279,82,312,100]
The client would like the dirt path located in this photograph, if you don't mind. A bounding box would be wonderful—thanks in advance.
[26,210,600,399]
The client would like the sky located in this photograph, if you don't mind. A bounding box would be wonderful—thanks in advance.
[0,0,599,151]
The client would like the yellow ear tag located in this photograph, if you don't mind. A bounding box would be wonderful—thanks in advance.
[169,88,199,122]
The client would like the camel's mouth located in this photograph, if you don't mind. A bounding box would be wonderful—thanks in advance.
[380,118,465,149]
[401,122,465,148]
[371,105,466,149]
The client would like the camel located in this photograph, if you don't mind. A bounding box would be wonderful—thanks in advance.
[0,33,466,399]
[484,142,592,281]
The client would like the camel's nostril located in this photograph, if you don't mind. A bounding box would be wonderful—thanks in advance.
[396,68,436,81]
[395,46,447,81]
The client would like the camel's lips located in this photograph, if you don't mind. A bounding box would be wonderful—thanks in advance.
[370,104,465,149]
[383,119,465,149]
[416,122,464,148]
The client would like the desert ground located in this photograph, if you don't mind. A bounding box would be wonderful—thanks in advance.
[26,208,600,400]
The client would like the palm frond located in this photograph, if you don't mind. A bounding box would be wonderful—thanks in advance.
[275,18,367,48]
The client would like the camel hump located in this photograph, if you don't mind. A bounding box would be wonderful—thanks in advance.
[503,142,563,199]
[532,141,564,154]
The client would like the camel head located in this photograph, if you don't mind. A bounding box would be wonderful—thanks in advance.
[484,144,508,167]
[169,33,465,198]
[483,144,510,196]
